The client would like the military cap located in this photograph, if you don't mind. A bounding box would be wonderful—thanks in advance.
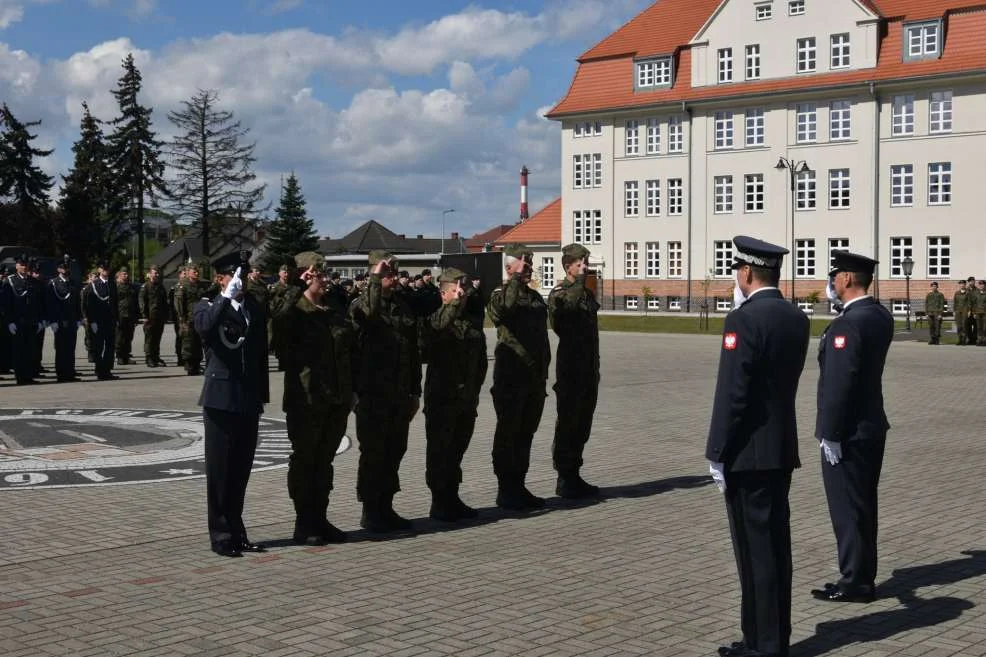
[930,281,939,287]
[279,263,290,272]
[354,273,366,282]
[96,260,110,270]
[439,267,468,284]
[398,270,409,279]
[562,243,590,260]
[828,250,878,276]
[502,243,533,261]
[329,270,341,281]
[421,268,432,276]
[294,251,326,271]
[212,252,242,276]
[368,250,394,266]
[14,253,28,265]
[413,274,422,282]
[56,258,70,270]
[731,235,788,270]
[341,279,354,288]
[118,265,129,273]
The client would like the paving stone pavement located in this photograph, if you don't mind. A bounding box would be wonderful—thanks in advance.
[1,330,985,657]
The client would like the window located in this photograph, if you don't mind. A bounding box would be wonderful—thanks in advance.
[890,299,910,315]
[796,239,816,278]
[890,164,914,207]
[830,33,850,68]
[591,154,602,187]
[928,237,951,277]
[574,121,602,137]
[746,108,765,146]
[830,100,851,140]
[714,111,734,149]
[625,181,639,217]
[929,162,952,205]
[646,118,661,154]
[541,257,555,288]
[713,240,734,277]
[906,21,941,59]
[796,103,817,143]
[789,0,805,15]
[668,242,683,278]
[715,298,733,312]
[718,48,733,83]
[668,116,684,152]
[714,176,733,214]
[573,210,603,245]
[890,236,913,277]
[668,296,682,311]
[637,57,673,88]
[647,297,660,310]
[756,2,772,20]
[891,95,915,136]
[625,296,639,310]
[646,179,661,216]
[573,153,602,189]
[744,174,765,212]
[667,179,683,215]
[625,242,639,278]
[626,120,639,156]
[645,242,661,278]
[745,44,761,80]
[829,238,850,270]
[829,169,850,208]
[930,91,953,133]
[797,300,814,314]
[797,37,816,73]
[796,170,816,210]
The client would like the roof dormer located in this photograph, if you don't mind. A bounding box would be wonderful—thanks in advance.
[903,19,943,61]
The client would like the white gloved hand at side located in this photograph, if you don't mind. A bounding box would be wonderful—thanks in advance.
[37,321,45,333]
[7,323,15,335]
[50,322,58,333]
[91,322,98,334]
[709,461,727,493]
[821,439,843,466]
[222,267,243,299]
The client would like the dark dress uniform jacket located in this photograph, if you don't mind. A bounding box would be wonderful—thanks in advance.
[706,288,811,472]
[195,295,270,414]
[815,297,894,443]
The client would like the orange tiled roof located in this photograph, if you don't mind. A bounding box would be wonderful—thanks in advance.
[495,198,561,246]
[549,1,986,118]
[579,0,721,61]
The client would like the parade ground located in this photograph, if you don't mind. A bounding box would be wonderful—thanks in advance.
[1,330,985,657]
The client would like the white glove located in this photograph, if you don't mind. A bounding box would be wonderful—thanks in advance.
[91,322,98,334]
[709,461,727,493]
[222,267,243,299]
[821,439,843,466]
[77,320,83,328]
[7,323,15,335]
[50,322,58,334]
[37,321,44,333]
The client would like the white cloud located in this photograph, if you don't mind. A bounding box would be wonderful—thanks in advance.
[266,0,302,15]
[129,0,156,18]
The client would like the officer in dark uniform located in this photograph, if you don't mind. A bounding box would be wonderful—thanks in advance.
[706,236,810,657]
[46,257,82,382]
[488,243,551,510]
[139,265,169,367]
[548,243,601,499]
[195,251,270,557]
[0,265,11,376]
[84,262,118,381]
[811,251,894,604]
[28,258,48,377]
[4,254,44,385]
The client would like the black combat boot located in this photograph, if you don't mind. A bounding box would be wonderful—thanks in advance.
[316,500,346,543]
[496,477,544,510]
[292,503,324,545]
[380,494,413,530]
[556,471,601,500]
[429,490,459,523]
[359,498,392,533]
[449,489,478,519]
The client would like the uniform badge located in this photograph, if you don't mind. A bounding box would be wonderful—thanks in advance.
[833,335,847,349]
[723,332,738,350]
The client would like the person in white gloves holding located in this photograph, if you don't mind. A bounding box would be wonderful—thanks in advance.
[705,235,810,657]
[811,251,894,604]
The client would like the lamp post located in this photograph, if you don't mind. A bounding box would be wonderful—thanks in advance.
[441,208,455,257]
[902,255,914,331]
[775,157,811,305]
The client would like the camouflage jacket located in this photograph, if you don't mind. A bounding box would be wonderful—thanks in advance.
[424,289,488,410]
[116,283,139,322]
[925,290,946,314]
[139,281,169,321]
[176,280,212,325]
[953,289,971,313]
[548,275,600,377]
[487,275,550,380]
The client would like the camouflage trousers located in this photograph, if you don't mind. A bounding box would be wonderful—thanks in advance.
[491,375,547,485]
[181,324,203,370]
[354,396,413,502]
[143,320,165,362]
[285,404,349,511]
[115,320,136,362]
[424,401,477,494]
[956,311,970,344]
[552,376,599,475]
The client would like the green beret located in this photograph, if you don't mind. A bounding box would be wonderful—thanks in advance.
[439,267,468,284]
[368,250,395,266]
[562,243,590,260]
[502,243,533,260]
[294,251,325,271]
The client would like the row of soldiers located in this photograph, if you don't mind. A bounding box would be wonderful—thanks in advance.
[923,277,986,345]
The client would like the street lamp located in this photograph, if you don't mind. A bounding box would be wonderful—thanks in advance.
[902,255,914,331]
[441,208,455,257]
[775,157,811,305]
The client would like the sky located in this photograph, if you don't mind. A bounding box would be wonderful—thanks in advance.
[0,0,650,240]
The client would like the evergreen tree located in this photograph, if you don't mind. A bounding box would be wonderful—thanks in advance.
[0,103,54,249]
[167,89,266,259]
[105,53,169,277]
[262,173,318,271]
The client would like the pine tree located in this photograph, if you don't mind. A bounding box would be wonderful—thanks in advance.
[0,103,54,249]
[167,89,266,259]
[262,173,318,271]
[105,53,169,278]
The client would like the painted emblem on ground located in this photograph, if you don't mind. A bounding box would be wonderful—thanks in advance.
[0,409,351,490]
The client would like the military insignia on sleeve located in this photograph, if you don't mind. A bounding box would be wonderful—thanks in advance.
[723,332,738,350]
[833,335,847,349]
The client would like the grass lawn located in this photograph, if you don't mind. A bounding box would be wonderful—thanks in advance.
[594,314,921,337]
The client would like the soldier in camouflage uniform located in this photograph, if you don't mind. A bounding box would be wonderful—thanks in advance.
[267,264,291,370]
[273,252,354,545]
[115,268,138,365]
[967,276,980,344]
[349,250,422,533]
[953,280,971,345]
[139,265,169,366]
[488,244,551,511]
[177,264,211,374]
[245,265,270,312]
[547,243,601,499]
[423,267,487,522]
[169,267,186,366]
[925,282,946,345]
[976,280,986,346]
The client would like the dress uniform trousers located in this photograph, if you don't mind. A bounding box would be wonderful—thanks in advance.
[491,374,546,485]
[0,323,11,372]
[552,376,598,475]
[725,470,793,657]
[821,438,886,590]
[11,320,37,383]
[53,321,78,379]
[203,407,260,544]
[91,324,115,377]
[425,403,477,494]
[144,320,165,362]
[355,396,411,502]
[34,327,45,375]
[285,404,348,513]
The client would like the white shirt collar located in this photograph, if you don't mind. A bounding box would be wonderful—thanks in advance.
[229,298,242,312]
[842,294,872,310]
[747,286,779,299]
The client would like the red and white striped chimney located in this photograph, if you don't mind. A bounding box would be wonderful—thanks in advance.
[520,165,529,221]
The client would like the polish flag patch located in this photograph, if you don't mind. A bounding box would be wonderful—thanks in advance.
[723,332,738,350]
[833,335,847,349]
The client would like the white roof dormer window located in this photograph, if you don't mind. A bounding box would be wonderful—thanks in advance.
[904,20,942,60]
[636,56,673,90]
[755,1,772,21]
[788,0,805,16]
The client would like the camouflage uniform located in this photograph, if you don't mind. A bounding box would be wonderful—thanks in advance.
[177,271,211,374]
[953,283,970,345]
[975,282,986,346]
[169,271,185,365]
[924,284,946,345]
[115,272,138,365]
[267,266,291,368]
[139,272,169,365]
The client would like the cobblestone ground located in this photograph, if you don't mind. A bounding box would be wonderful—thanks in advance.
[1,330,985,657]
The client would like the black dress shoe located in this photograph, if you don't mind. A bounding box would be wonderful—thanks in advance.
[97,374,120,381]
[211,540,242,558]
[811,582,874,602]
[237,539,267,553]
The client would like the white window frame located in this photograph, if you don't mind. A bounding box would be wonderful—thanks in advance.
[646,118,661,154]
[796,103,817,143]
[573,210,603,246]
[930,91,953,134]
[668,116,684,153]
[573,153,584,189]
[829,169,851,209]
[796,170,816,210]
[625,120,640,156]
[667,179,684,215]
[714,175,733,214]
[540,257,555,289]
[797,37,816,73]
[713,240,734,278]
[745,44,761,80]
[890,164,914,207]
[830,33,851,69]
[573,153,602,189]
[718,48,734,83]
[591,154,602,187]
[647,297,660,311]
[756,2,772,20]
[746,108,765,146]
[927,236,951,278]
[624,242,640,278]
[624,181,639,218]
[789,0,805,16]
[906,21,941,59]
[890,236,913,278]
[744,173,765,213]
[795,238,816,278]
[625,296,639,310]
[668,296,682,311]
[797,300,814,314]
[928,162,952,205]
[714,111,734,149]
[645,241,661,278]
[890,300,909,316]
[828,238,850,270]
[830,99,851,140]
[891,95,915,136]
[668,242,683,278]
[715,298,733,313]
[573,121,603,138]
[636,57,673,89]
[645,179,661,216]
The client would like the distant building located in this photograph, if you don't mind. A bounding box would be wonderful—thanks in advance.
[150,219,265,280]
[493,198,562,298]
[318,220,467,278]
[464,225,515,253]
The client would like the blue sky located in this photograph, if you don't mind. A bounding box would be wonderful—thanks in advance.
[0,0,648,238]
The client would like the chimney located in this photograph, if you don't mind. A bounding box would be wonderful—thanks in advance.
[397,233,406,239]
[416,234,423,239]
[451,232,459,240]
[520,165,529,221]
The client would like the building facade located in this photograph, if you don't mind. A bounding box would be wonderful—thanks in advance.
[493,198,563,297]
[547,0,986,313]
